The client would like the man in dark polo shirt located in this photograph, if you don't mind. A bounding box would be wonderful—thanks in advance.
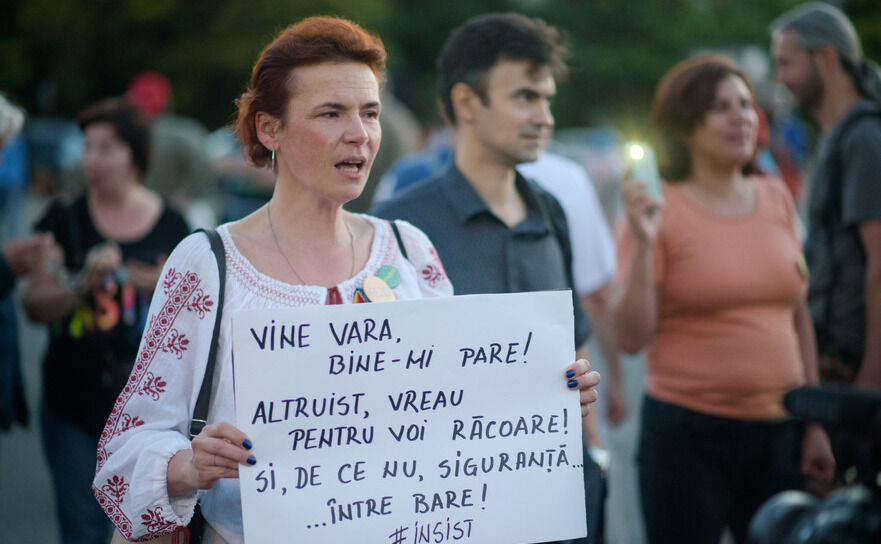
[372,13,589,346]
[372,13,603,544]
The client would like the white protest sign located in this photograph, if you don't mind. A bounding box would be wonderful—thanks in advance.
[232,291,587,544]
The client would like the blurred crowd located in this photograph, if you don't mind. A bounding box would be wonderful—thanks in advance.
[0,58,815,237]
[1,2,880,544]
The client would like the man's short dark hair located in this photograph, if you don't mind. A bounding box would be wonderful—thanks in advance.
[436,13,569,125]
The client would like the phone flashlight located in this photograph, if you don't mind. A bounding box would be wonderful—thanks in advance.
[626,142,663,202]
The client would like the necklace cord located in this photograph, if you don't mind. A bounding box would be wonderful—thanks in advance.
[266,203,355,285]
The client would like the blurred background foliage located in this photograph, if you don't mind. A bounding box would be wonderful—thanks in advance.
[2,0,879,133]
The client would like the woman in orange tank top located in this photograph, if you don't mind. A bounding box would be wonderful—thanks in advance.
[614,54,834,544]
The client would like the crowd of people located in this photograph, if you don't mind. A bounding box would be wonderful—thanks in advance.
[0,2,879,543]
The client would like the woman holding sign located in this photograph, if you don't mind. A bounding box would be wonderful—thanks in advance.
[614,54,834,544]
[93,17,600,543]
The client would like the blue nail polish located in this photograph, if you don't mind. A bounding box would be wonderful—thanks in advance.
[242,439,252,450]
[566,369,575,378]
[567,379,578,388]
[247,456,257,465]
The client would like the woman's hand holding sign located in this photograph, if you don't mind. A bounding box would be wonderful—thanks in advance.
[167,422,255,497]
[566,358,600,417]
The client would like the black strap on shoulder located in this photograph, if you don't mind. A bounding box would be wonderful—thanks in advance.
[823,108,881,228]
[820,109,881,336]
[190,229,226,439]
[540,192,576,292]
[390,220,409,261]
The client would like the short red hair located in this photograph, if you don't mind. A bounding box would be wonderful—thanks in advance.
[234,16,386,167]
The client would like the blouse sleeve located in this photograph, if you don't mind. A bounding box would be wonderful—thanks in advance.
[392,219,454,297]
[92,232,220,541]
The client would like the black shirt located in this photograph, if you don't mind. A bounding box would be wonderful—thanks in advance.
[35,193,190,436]
[371,163,591,349]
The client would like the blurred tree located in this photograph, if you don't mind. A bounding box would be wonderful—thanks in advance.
[1,0,878,133]
[2,0,391,125]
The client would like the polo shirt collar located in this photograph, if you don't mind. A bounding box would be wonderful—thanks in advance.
[439,162,486,224]
[438,162,552,235]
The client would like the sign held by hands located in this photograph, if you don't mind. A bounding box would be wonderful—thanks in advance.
[233,291,587,544]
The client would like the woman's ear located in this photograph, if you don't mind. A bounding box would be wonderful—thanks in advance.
[255,112,281,152]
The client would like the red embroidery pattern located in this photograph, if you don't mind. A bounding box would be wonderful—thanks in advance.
[93,483,133,538]
[138,372,166,401]
[141,506,177,537]
[429,247,448,278]
[162,268,182,296]
[421,265,445,287]
[186,288,214,318]
[97,269,205,472]
[101,475,129,503]
[94,257,213,539]
[228,255,320,306]
[225,222,399,306]
[326,286,343,305]
[162,329,190,359]
[115,413,145,436]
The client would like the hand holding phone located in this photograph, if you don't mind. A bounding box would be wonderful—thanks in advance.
[626,142,663,202]
[622,142,664,246]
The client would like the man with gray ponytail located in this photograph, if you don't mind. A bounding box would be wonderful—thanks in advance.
[772,3,881,391]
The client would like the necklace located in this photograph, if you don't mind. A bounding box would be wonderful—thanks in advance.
[266,202,354,285]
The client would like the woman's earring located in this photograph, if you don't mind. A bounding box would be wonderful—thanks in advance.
[271,150,276,172]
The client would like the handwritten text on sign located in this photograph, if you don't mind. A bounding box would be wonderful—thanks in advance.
[233,291,586,543]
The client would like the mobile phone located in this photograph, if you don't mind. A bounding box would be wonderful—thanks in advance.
[626,142,663,202]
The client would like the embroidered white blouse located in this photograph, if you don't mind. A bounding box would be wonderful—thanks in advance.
[93,216,453,543]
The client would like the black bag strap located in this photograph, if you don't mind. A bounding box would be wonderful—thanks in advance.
[390,220,409,261]
[819,109,881,336]
[189,229,226,439]
[822,108,881,229]
[539,189,577,299]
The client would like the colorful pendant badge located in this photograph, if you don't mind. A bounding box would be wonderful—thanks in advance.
[377,265,401,288]
[353,288,369,303]
[354,266,399,303]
